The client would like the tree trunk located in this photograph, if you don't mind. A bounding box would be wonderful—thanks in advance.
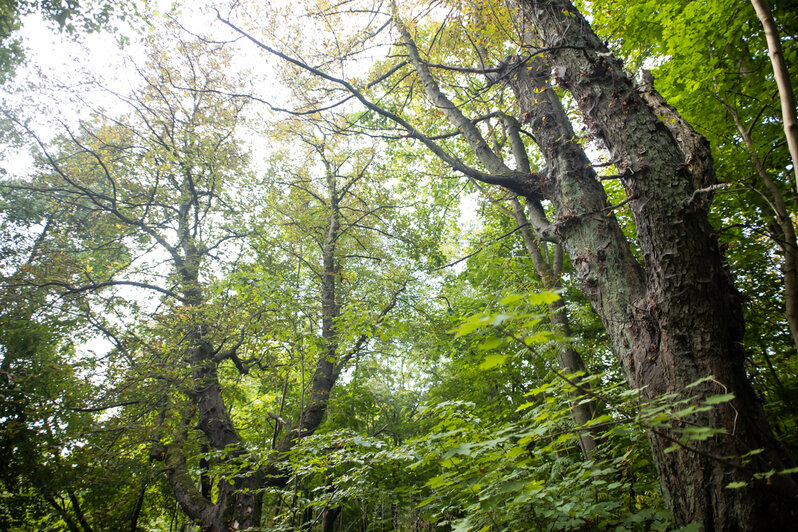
[220,3,798,527]
[301,164,341,436]
[513,1,798,528]
[322,506,341,532]
[129,480,147,532]
[157,253,258,532]
[507,197,597,455]
[750,0,798,193]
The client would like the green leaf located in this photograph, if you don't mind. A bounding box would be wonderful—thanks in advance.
[499,294,525,306]
[443,443,475,459]
[426,475,450,489]
[704,393,734,405]
[479,354,508,370]
[584,414,613,426]
[477,337,504,351]
[491,313,512,326]
[527,292,560,305]
[681,427,725,441]
[684,375,715,389]
[725,481,747,489]
[416,496,437,508]
[453,315,490,337]
[506,446,526,458]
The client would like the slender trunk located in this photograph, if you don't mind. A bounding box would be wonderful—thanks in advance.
[722,99,798,354]
[750,0,798,193]
[507,197,597,455]
[514,1,797,528]
[41,491,82,532]
[301,165,341,435]
[322,506,342,532]
[395,14,599,456]
[67,491,93,532]
[129,480,146,532]
[267,160,347,483]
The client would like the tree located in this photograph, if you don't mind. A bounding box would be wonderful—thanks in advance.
[218,0,798,528]
[0,186,161,530]
[244,116,423,528]
[2,24,265,530]
[750,0,798,192]
[588,0,798,438]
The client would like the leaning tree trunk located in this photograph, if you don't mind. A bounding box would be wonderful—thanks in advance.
[512,0,797,528]
[750,0,798,193]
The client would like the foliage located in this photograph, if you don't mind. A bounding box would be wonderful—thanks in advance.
[1,0,797,529]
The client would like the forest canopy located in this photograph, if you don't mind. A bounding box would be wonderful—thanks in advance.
[1,0,797,530]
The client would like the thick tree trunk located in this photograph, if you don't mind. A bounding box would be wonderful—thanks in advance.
[512,1,798,528]
[156,251,258,532]
[159,335,258,532]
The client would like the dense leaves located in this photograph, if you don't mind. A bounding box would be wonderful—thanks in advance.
[1,0,797,530]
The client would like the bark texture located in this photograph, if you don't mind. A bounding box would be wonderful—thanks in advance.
[512,1,798,528]
[158,256,258,532]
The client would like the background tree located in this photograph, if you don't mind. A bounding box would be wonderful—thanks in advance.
[2,23,263,530]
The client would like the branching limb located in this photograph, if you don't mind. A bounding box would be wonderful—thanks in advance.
[216,10,537,197]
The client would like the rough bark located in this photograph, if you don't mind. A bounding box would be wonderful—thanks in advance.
[513,1,798,528]
[637,70,716,207]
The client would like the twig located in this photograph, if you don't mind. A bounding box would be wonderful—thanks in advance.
[430,223,529,272]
